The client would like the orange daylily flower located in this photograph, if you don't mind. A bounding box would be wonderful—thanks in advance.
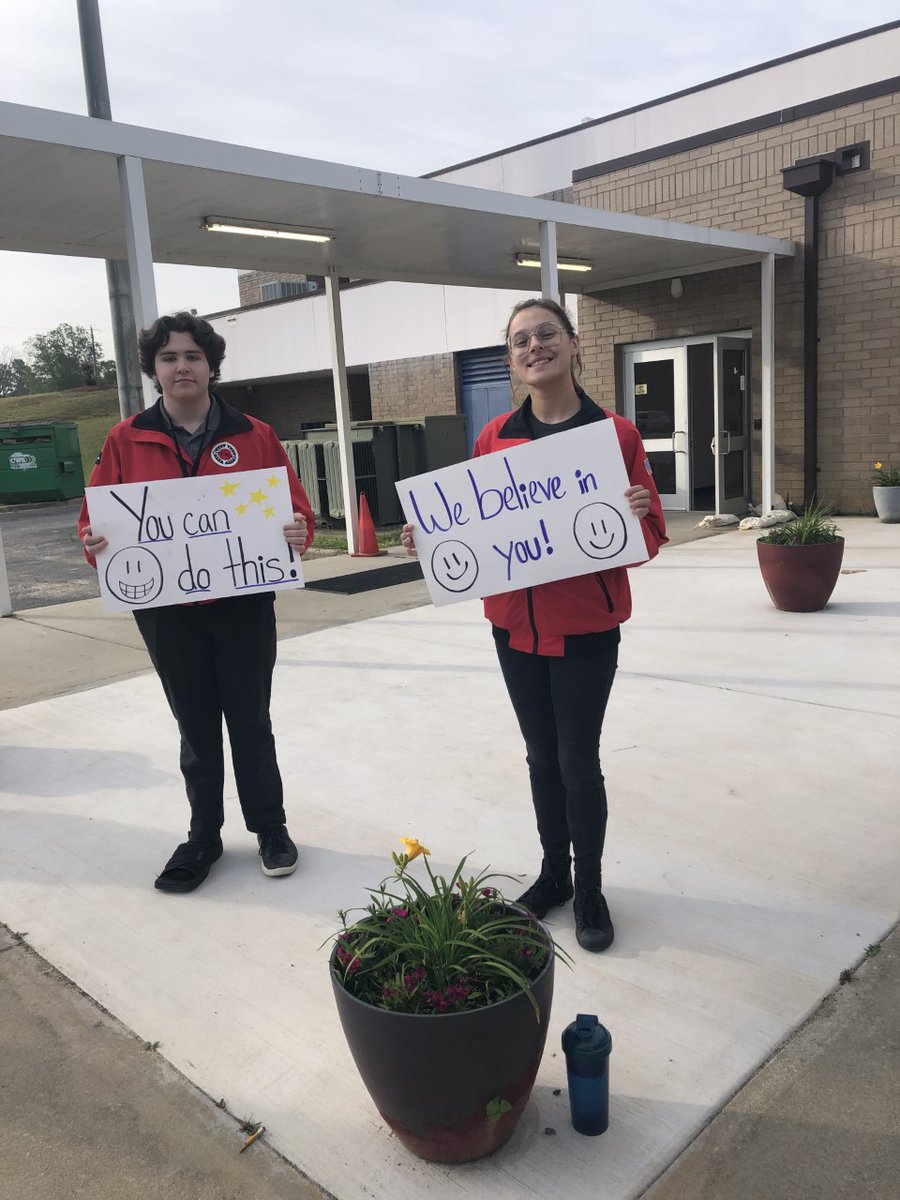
[399,837,431,862]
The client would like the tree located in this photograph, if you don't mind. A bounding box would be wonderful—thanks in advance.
[24,323,104,392]
[0,354,30,396]
[98,359,118,387]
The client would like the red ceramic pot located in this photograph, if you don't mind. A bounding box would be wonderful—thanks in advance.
[756,538,844,612]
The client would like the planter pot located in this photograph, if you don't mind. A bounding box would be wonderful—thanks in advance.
[873,486,900,523]
[330,919,554,1163]
[756,537,844,612]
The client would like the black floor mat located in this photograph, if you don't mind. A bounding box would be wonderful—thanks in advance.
[304,561,424,595]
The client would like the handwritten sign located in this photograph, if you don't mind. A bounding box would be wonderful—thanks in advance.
[86,467,303,613]
[396,420,647,607]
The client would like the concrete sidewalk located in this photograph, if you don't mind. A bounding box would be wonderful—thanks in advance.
[1,517,898,1199]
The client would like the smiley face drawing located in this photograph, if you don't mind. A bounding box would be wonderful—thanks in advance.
[105,547,164,605]
[573,503,628,560]
[430,540,479,593]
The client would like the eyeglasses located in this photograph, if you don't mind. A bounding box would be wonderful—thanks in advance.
[508,322,566,353]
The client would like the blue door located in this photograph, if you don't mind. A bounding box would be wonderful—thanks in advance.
[458,348,513,456]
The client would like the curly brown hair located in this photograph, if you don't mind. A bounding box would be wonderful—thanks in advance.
[138,312,226,391]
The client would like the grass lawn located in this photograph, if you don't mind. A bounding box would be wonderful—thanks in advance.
[313,527,403,550]
[0,386,119,481]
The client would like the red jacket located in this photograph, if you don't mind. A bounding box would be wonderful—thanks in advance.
[78,396,315,567]
[473,391,666,656]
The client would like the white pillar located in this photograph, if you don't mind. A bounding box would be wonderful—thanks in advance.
[325,269,359,554]
[760,253,776,515]
[539,221,559,303]
[117,155,158,409]
[0,522,12,616]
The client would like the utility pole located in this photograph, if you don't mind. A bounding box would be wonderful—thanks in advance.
[76,0,145,418]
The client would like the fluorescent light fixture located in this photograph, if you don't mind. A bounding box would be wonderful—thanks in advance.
[203,216,333,244]
[515,253,592,273]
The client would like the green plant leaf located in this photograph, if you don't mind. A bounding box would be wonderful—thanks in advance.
[757,501,840,545]
[486,1096,513,1122]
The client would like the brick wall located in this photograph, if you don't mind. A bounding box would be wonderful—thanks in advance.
[217,374,372,437]
[237,271,315,307]
[574,89,900,513]
[369,354,458,421]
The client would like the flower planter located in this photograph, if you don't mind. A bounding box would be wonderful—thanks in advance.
[756,537,844,612]
[330,918,555,1163]
[873,486,900,523]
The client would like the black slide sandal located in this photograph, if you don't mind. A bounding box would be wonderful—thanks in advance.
[154,839,223,893]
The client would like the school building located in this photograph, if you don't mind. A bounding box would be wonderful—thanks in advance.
[207,21,900,518]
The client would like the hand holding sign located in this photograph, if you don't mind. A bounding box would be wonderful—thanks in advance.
[396,421,647,607]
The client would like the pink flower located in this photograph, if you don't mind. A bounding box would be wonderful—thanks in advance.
[403,967,426,992]
[336,944,361,973]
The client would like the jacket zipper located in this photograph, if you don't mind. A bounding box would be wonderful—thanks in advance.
[526,588,539,654]
[594,573,614,613]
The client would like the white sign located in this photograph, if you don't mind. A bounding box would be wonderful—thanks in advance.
[9,452,38,470]
[396,420,647,607]
[86,467,304,613]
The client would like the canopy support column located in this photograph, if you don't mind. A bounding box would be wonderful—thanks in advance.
[760,253,776,515]
[325,268,359,553]
[117,154,158,409]
[0,524,12,617]
[539,221,559,303]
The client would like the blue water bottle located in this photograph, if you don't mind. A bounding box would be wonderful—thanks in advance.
[561,1014,612,1135]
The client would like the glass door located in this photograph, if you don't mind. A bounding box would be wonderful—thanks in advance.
[713,338,750,516]
[623,346,689,510]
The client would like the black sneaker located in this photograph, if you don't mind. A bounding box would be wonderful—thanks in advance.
[257,825,298,877]
[517,862,574,919]
[573,884,615,952]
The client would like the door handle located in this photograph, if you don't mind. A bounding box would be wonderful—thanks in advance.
[672,430,688,453]
[710,432,732,455]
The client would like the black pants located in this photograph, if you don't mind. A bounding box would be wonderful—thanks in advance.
[494,635,619,891]
[134,593,286,842]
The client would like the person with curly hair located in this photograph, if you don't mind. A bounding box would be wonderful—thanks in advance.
[79,312,315,893]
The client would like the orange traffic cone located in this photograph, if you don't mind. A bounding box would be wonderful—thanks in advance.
[350,492,381,557]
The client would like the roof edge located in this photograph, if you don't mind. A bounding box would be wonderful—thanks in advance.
[573,74,900,183]
[421,21,900,180]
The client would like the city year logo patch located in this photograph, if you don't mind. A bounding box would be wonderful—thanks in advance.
[211,441,239,467]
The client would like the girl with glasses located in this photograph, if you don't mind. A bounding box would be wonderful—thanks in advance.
[403,298,666,950]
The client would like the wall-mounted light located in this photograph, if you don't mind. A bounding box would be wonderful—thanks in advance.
[670,277,684,299]
[203,216,333,243]
[515,253,592,273]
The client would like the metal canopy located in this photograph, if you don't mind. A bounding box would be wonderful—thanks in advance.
[0,99,789,569]
[0,101,794,293]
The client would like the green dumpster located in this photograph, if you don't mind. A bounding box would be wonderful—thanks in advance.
[0,422,85,503]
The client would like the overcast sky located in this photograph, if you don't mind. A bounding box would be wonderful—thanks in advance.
[1,0,898,359]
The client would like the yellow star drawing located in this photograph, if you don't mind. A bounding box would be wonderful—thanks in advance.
[219,480,239,497]
[249,489,268,506]
[263,506,276,520]
[234,502,249,516]
[267,474,280,488]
